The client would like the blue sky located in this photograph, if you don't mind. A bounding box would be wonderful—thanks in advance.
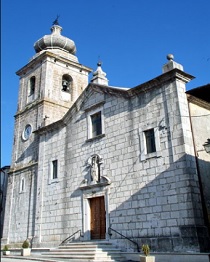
[1,0,210,166]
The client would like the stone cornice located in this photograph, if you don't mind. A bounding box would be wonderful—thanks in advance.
[16,50,92,76]
[89,68,194,98]
[89,83,129,98]
[15,98,70,117]
[34,119,66,135]
[8,162,38,174]
[187,94,210,110]
[128,68,194,97]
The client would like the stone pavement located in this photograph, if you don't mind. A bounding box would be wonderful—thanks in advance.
[1,253,82,262]
[1,256,58,262]
[2,259,42,262]
[1,253,210,262]
[1,255,134,262]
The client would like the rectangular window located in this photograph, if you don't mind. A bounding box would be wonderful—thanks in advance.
[91,111,102,137]
[21,179,25,191]
[20,178,25,193]
[86,103,105,140]
[52,160,58,179]
[144,129,156,154]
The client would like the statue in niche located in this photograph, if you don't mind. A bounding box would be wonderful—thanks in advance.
[80,155,112,188]
[88,154,102,184]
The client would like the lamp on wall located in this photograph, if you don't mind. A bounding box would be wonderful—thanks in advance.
[203,139,210,154]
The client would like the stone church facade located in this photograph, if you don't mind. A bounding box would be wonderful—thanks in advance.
[2,23,210,252]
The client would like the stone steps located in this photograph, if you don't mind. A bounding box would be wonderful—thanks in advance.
[42,241,127,261]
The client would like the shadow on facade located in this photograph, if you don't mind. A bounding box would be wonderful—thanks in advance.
[68,153,210,253]
[0,166,10,239]
[107,153,210,253]
[15,136,39,164]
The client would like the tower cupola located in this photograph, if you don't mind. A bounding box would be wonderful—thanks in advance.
[34,22,76,55]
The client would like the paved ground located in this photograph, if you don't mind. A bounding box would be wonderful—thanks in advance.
[2,257,84,262]
[2,259,41,262]
[1,254,75,262]
[1,255,134,262]
[1,256,58,262]
[2,259,26,262]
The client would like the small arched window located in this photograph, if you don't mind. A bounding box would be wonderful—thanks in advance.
[62,74,72,92]
[27,76,36,104]
[29,76,36,96]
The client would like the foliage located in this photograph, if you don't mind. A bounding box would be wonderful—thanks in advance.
[142,244,150,256]
[22,240,30,249]
[3,245,9,251]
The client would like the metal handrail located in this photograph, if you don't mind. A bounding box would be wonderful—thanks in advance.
[59,229,83,246]
[108,227,140,252]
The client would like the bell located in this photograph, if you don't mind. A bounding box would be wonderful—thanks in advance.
[62,80,69,91]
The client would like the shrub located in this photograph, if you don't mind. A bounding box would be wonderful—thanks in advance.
[142,244,150,256]
[22,240,30,249]
[3,245,9,251]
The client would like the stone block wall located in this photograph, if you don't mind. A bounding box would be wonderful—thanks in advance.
[189,102,210,235]
[29,77,205,251]
[5,66,209,252]
[3,164,38,245]
[34,126,67,246]
[11,108,39,169]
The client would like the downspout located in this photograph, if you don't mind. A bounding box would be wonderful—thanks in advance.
[187,100,210,237]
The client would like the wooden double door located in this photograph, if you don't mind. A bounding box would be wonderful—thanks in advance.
[90,196,106,239]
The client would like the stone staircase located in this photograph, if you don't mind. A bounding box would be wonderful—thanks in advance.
[41,241,128,261]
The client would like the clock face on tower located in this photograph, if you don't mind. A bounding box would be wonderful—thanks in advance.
[22,124,32,141]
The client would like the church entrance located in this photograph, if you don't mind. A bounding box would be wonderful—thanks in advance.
[90,196,106,239]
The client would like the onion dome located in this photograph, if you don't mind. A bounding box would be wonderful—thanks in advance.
[34,24,76,54]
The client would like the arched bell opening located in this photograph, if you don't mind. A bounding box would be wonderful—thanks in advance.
[62,74,72,92]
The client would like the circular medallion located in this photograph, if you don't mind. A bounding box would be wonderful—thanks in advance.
[22,124,32,140]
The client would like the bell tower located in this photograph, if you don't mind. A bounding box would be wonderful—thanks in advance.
[11,22,92,169]
[3,21,92,244]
